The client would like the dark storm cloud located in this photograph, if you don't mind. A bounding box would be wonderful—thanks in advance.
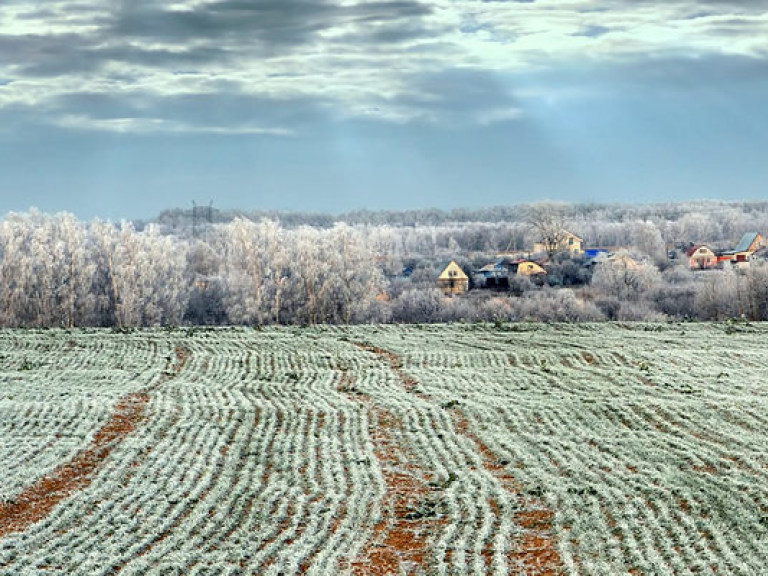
[332,21,451,46]
[35,67,519,133]
[0,33,230,77]
[3,0,768,135]
[3,0,437,80]
[0,34,87,66]
[110,0,434,47]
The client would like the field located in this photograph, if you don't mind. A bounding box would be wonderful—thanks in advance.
[1,323,768,575]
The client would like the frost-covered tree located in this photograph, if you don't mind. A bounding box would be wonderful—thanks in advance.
[694,268,741,320]
[219,218,281,324]
[326,223,384,323]
[0,211,97,326]
[525,202,571,258]
[46,213,97,327]
[292,226,334,324]
[744,263,768,321]
[390,287,444,323]
[591,255,662,302]
[628,221,667,265]
[0,211,38,325]
[92,222,189,327]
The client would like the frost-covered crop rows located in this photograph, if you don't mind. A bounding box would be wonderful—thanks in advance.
[1,323,768,575]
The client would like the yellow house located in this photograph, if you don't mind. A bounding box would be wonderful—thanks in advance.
[515,260,547,277]
[533,231,583,256]
[437,261,469,295]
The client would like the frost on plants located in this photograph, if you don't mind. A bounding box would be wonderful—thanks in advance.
[1,324,768,575]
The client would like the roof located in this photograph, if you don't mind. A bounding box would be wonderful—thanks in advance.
[438,260,469,281]
[534,230,583,245]
[733,232,761,254]
[477,257,521,273]
[516,260,547,274]
[478,262,500,273]
[685,245,714,258]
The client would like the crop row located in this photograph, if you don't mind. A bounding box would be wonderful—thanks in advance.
[1,323,768,574]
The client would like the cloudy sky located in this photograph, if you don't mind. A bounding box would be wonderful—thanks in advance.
[1,0,767,219]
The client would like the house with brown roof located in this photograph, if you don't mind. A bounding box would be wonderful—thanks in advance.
[686,245,718,270]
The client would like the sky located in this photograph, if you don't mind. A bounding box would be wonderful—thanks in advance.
[1,0,767,220]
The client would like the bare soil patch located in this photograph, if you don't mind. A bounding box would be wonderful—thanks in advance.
[0,345,189,539]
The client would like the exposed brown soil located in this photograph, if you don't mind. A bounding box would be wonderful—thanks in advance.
[348,406,445,576]
[340,352,442,575]
[0,392,148,538]
[451,408,564,576]
[355,343,419,391]
[0,344,189,539]
[354,341,565,576]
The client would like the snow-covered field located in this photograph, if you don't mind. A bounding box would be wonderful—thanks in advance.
[1,323,768,575]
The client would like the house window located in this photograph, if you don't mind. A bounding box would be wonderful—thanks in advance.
[568,237,574,245]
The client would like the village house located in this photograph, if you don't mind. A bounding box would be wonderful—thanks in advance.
[476,259,512,289]
[533,231,583,256]
[515,260,547,277]
[475,257,546,289]
[719,232,765,266]
[686,245,718,270]
[437,261,469,296]
[585,250,640,271]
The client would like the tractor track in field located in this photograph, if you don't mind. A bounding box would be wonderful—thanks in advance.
[351,341,564,575]
[0,346,189,539]
[338,346,444,576]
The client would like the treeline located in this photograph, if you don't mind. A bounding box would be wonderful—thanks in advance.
[2,204,768,327]
[149,200,768,242]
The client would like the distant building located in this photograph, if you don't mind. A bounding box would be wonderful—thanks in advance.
[686,245,718,270]
[533,231,583,256]
[719,232,765,265]
[584,248,610,259]
[475,257,547,289]
[437,261,469,296]
[515,260,547,277]
[476,259,511,290]
[586,251,640,270]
